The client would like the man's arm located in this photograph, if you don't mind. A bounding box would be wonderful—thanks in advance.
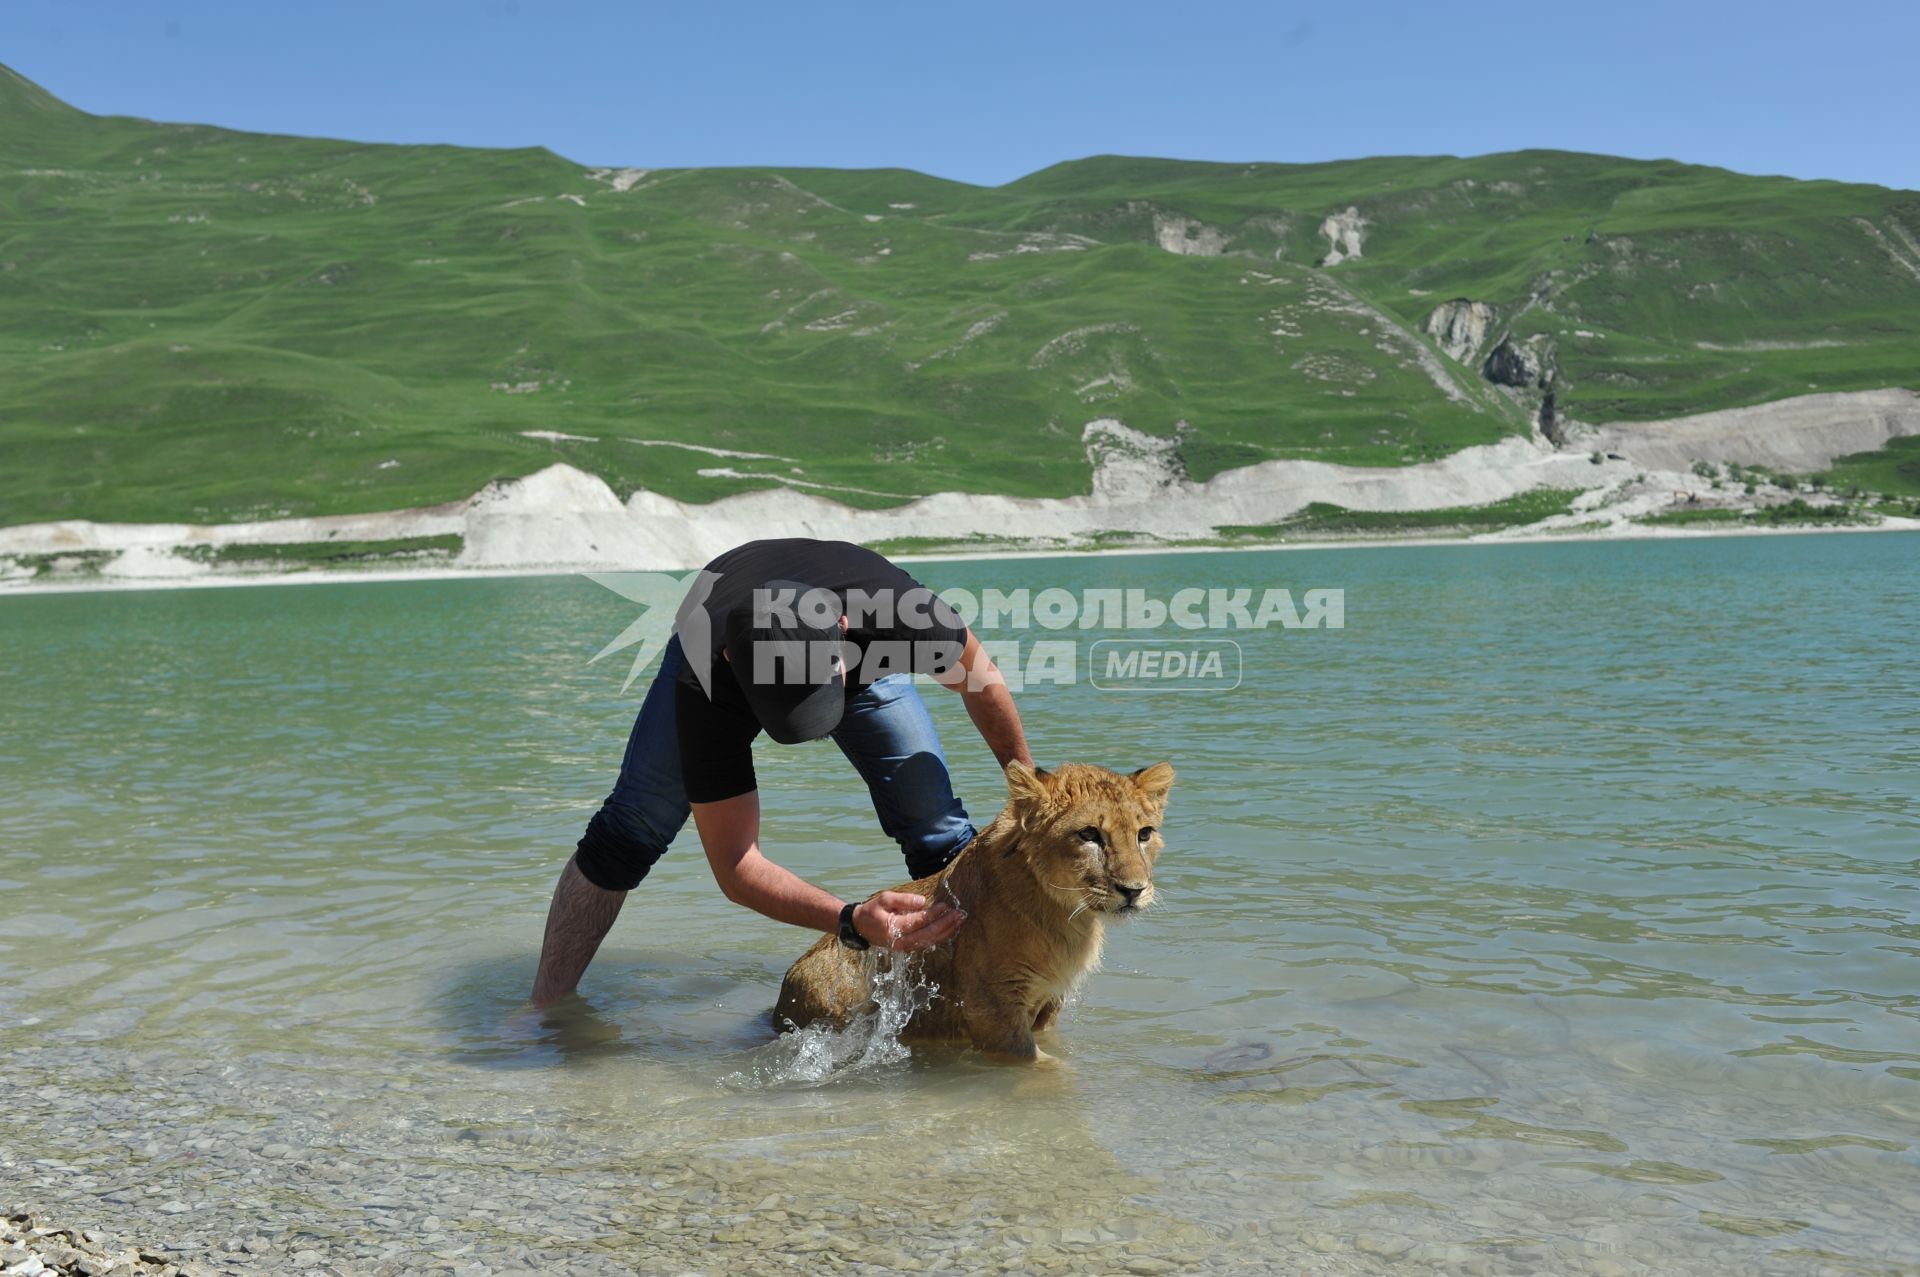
[690,789,964,949]
[934,629,1034,770]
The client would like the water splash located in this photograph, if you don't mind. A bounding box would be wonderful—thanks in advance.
[722,951,943,1089]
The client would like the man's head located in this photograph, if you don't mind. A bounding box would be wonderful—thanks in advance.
[722,580,848,743]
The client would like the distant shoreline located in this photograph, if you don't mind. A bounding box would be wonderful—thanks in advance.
[6,390,1916,599]
[4,518,1914,599]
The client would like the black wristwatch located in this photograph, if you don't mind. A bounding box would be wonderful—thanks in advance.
[837,902,871,951]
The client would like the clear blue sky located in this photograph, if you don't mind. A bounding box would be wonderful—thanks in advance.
[5,0,1916,191]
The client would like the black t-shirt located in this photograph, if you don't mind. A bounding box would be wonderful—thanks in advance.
[673,539,968,803]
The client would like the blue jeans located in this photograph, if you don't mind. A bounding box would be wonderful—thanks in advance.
[575,635,977,891]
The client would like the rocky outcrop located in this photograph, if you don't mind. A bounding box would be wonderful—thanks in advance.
[1482,333,1556,390]
[1480,331,1564,442]
[1537,391,1564,445]
[1152,214,1229,257]
[1083,419,1189,499]
[1424,300,1498,364]
[1319,207,1367,266]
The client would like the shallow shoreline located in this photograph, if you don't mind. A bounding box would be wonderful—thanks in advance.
[3,1206,209,1277]
[2,518,1914,599]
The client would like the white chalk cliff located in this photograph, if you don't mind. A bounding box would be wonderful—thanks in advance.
[3,389,1917,582]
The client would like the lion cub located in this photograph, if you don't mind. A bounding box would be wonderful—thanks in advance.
[775,760,1174,1062]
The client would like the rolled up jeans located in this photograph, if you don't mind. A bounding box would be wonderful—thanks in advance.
[574,634,977,891]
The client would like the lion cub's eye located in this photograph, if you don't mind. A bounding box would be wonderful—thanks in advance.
[1074,826,1104,846]
[1138,827,1156,843]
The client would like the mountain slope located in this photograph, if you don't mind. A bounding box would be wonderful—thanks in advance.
[2,64,1916,526]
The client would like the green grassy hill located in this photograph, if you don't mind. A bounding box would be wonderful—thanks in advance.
[3,63,1917,525]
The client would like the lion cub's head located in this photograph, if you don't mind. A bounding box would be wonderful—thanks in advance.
[1003,760,1175,918]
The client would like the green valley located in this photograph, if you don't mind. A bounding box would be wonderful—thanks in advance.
[3,63,1916,527]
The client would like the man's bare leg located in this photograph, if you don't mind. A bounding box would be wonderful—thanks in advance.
[531,853,627,1005]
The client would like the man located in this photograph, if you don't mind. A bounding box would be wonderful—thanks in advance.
[531,537,1033,1005]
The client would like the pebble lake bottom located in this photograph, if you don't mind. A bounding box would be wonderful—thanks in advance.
[1,533,1916,1277]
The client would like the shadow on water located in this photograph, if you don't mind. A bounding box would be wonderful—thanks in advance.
[434,947,788,1071]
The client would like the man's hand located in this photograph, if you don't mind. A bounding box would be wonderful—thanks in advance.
[853,891,966,951]
[693,794,968,946]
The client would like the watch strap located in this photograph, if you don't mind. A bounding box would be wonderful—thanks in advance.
[838,902,871,951]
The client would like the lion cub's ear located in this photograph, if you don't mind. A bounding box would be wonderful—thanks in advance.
[1005,760,1051,807]
[1131,762,1176,804]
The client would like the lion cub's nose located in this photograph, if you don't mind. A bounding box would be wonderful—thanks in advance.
[1114,882,1147,909]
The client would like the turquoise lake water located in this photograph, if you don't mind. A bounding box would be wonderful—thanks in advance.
[2,533,1917,1276]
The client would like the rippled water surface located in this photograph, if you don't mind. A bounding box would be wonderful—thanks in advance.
[3,535,1918,1276]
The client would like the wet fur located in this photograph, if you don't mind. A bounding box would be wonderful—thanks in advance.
[774,760,1174,1061]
